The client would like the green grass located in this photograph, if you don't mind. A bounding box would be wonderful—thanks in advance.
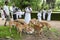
[0,26,22,40]
[50,28,60,36]
[0,26,60,40]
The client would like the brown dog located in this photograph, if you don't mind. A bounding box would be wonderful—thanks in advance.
[29,18,51,35]
[15,20,34,34]
[9,20,17,32]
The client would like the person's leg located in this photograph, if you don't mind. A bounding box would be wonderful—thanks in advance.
[38,16,41,22]
[4,20,7,26]
[19,15,22,19]
[48,13,51,21]
[16,14,18,19]
[24,13,31,24]
[43,13,45,20]
[49,13,51,21]
[11,12,13,18]
[2,15,5,20]
[13,14,17,20]
[4,15,10,26]
[47,13,51,21]
[4,15,7,26]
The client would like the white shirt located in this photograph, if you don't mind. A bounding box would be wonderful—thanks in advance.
[37,11,42,16]
[3,5,10,15]
[48,9,52,13]
[10,6,13,12]
[43,10,46,13]
[25,7,32,13]
[18,10,24,15]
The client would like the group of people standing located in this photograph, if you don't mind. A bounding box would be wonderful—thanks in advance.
[0,1,52,26]
[37,8,52,22]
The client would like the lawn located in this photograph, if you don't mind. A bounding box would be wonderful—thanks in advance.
[0,26,21,40]
[0,26,60,40]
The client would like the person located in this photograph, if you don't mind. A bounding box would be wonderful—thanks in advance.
[3,1,10,26]
[47,8,52,21]
[0,7,5,20]
[10,5,14,18]
[37,10,42,22]
[17,8,24,19]
[13,8,18,20]
[43,8,46,20]
[24,5,32,24]
[14,8,24,19]
[12,4,18,20]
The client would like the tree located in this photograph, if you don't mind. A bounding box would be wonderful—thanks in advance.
[10,0,47,10]
[46,0,56,9]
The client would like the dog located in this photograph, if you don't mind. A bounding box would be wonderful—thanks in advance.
[29,18,51,35]
[9,20,17,32]
[15,20,34,35]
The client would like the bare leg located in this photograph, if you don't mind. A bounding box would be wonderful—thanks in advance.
[4,20,7,26]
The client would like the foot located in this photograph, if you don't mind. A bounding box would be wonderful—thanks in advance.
[4,24,6,26]
[2,19,4,20]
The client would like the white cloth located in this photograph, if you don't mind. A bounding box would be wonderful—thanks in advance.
[10,6,13,12]
[18,10,24,18]
[37,11,42,21]
[3,5,10,15]
[25,7,32,13]
[47,9,52,21]
[25,13,31,24]
[15,10,24,19]
[0,10,5,19]
[25,7,32,24]
[43,10,46,20]
[10,6,14,18]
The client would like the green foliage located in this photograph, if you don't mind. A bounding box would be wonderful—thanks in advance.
[0,0,4,6]
[10,0,43,10]
[46,0,56,9]
[0,0,60,10]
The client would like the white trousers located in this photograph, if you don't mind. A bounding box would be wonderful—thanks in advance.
[16,14,23,19]
[11,11,13,18]
[25,13,31,24]
[37,13,42,22]
[1,14,5,19]
[47,13,51,21]
[38,16,41,22]
[43,13,46,20]
[16,14,19,19]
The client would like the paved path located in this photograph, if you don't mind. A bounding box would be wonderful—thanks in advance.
[0,18,60,30]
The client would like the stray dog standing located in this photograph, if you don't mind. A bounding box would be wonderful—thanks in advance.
[29,18,51,35]
[10,20,34,36]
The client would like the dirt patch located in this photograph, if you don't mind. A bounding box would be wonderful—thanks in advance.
[0,38,14,40]
[21,29,60,40]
